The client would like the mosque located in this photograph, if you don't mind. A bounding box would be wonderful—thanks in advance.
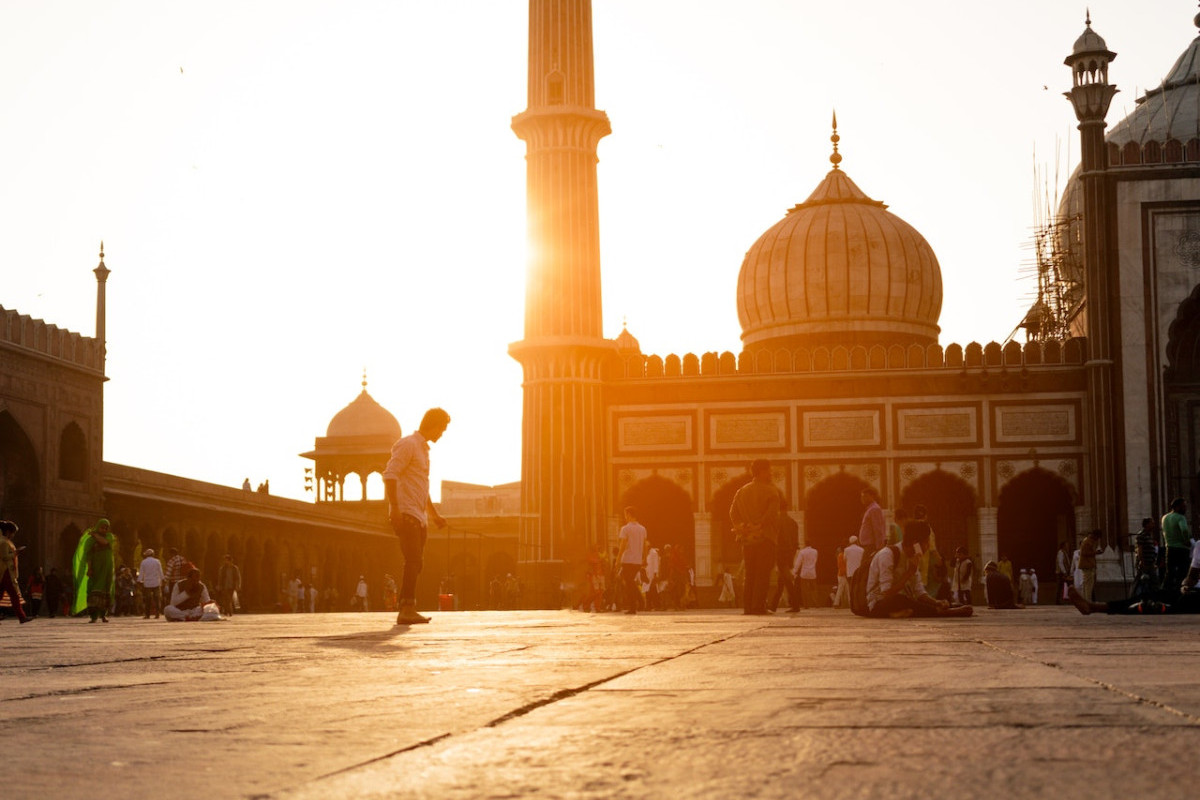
[508,2,1200,602]
[3,4,1200,609]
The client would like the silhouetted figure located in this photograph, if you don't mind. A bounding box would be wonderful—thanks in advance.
[384,408,451,625]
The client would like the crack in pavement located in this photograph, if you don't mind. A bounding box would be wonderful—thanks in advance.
[961,631,1200,725]
[5,680,173,702]
[288,625,763,795]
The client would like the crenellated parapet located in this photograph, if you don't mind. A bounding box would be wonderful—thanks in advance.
[616,337,1088,380]
[0,304,103,373]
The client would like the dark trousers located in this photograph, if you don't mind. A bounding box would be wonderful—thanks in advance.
[619,563,641,612]
[743,539,774,614]
[768,553,797,611]
[392,514,427,604]
[1106,592,1200,614]
[142,586,161,617]
[1165,548,1191,597]
[869,594,940,618]
[0,572,26,621]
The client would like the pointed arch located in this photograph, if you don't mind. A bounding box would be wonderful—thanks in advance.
[997,467,1076,586]
[58,421,87,482]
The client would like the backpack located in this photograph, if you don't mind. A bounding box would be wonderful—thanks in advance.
[848,549,877,617]
[850,546,902,617]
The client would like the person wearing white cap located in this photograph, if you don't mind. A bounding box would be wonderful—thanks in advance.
[355,575,368,611]
[138,548,164,619]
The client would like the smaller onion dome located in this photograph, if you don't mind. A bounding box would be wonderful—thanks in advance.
[1071,20,1110,58]
[614,322,641,353]
[326,376,401,439]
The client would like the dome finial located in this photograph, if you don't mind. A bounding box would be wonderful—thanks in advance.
[1085,7,1091,27]
[829,109,842,170]
[361,367,368,392]
[1194,1,1199,32]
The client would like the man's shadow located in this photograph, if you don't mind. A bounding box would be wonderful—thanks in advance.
[315,627,417,653]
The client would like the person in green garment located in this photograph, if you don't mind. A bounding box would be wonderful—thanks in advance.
[73,518,117,622]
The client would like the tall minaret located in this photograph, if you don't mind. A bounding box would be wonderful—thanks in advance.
[94,241,110,370]
[509,0,614,604]
[1064,14,1124,538]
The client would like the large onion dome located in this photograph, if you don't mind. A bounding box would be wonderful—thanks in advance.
[737,123,943,352]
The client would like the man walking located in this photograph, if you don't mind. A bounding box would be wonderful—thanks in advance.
[1162,498,1191,597]
[730,459,782,616]
[1077,529,1102,602]
[138,548,164,619]
[616,507,647,614]
[0,521,29,624]
[216,554,241,617]
[1055,541,1071,604]
[384,407,450,625]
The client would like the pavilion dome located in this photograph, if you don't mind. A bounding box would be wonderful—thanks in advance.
[737,158,943,352]
[326,386,402,440]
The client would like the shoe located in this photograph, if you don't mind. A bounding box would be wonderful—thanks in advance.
[101,616,109,623]
[396,605,430,625]
[89,618,97,623]
[787,607,801,613]
[19,617,31,624]
[143,615,149,619]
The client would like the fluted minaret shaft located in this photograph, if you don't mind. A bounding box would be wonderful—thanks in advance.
[510,0,614,604]
[1065,19,1124,538]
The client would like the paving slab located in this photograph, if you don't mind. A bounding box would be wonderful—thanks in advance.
[3,607,1197,799]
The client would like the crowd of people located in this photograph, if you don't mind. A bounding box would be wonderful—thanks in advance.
[7,477,1200,624]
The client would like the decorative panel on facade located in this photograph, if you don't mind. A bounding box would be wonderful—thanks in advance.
[800,408,882,448]
[799,461,884,508]
[993,457,1083,503]
[614,412,696,454]
[894,405,979,448]
[896,461,982,499]
[992,401,1081,446]
[614,466,697,507]
[705,410,789,452]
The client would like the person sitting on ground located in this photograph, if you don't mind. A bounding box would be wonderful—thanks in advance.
[984,561,1023,609]
[164,567,221,622]
[1069,536,1200,615]
[866,522,972,619]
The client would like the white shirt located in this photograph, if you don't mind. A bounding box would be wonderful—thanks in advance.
[844,544,865,577]
[383,431,432,524]
[355,580,368,598]
[619,522,647,565]
[793,546,818,580]
[645,548,660,580]
[169,581,211,609]
[139,556,164,589]
[866,546,929,611]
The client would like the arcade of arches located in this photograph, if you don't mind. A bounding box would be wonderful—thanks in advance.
[623,465,1080,603]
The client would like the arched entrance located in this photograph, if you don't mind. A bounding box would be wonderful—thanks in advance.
[804,472,872,584]
[620,475,695,565]
[1165,283,1200,511]
[997,468,1076,580]
[899,470,978,562]
[0,411,41,568]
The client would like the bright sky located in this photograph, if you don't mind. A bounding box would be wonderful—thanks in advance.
[1,1,1193,501]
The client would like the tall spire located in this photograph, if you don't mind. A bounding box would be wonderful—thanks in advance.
[829,110,842,170]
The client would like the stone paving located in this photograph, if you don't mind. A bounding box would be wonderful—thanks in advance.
[4,606,1199,799]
